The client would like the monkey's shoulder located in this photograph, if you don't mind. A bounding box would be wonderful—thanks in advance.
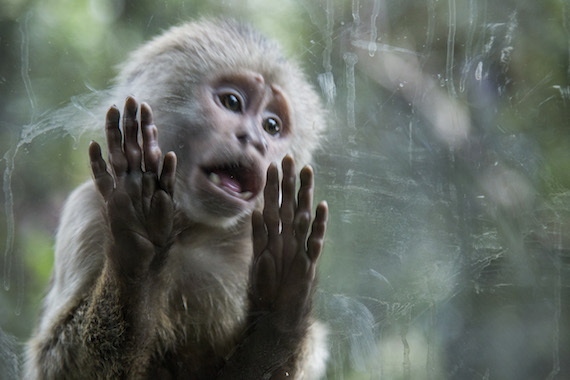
[55,180,108,262]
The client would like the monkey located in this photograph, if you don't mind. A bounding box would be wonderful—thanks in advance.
[23,19,329,379]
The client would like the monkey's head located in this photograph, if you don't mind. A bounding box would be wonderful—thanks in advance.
[112,19,326,226]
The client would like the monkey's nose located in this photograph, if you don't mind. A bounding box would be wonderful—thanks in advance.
[236,132,267,154]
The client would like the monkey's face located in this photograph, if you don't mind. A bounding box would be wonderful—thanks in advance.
[157,71,293,227]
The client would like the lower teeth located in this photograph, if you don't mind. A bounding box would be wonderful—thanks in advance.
[209,172,221,186]
[238,191,253,200]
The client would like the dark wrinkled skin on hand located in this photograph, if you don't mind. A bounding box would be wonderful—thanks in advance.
[250,155,328,331]
[89,97,177,278]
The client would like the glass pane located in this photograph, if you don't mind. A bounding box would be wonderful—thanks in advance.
[1,1,568,378]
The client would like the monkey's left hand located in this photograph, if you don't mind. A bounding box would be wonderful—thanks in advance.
[250,155,328,331]
[88,97,177,279]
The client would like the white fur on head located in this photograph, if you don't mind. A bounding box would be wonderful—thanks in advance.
[114,18,326,167]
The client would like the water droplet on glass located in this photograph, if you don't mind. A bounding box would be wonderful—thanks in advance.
[475,61,483,81]
[368,41,377,57]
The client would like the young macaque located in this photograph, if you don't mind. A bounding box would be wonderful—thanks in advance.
[24,19,329,379]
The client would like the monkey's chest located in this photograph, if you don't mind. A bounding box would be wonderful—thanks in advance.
[154,240,252,375]
[149,346,228,379]
[156,287,248,379]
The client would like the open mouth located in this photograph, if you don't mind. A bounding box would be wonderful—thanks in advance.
[201,162,261,201]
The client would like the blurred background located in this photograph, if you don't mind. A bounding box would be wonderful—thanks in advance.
[1,0,570,379]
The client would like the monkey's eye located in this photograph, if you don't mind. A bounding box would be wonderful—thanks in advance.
[263,117,281,136]
[219,93,242,113]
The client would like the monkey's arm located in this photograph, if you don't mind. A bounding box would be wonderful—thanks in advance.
[84,97,177,376]
[25,98,177,379]
[219,156,329,380]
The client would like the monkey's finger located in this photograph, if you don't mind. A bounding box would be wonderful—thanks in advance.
[293,167,314,254]
[148,191,174,248]
[263,163,280,239]
[307,201,328,262]
[159,152,177,196]
[296,165,314,218]
[142,172,157,216]
[122,96,142,173]
[280,155,296,238]
[253,250,277,304]
[294,209,311,253]
[252,210,268,258]
[89,141,114,199]
[141,102,162,174]
[105,106,128,177]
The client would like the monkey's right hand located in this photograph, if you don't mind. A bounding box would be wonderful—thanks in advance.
[89,97,177,278]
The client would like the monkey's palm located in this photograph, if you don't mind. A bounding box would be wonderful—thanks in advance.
[251,156,328,327]
[89,97,177,277]
[103,173,174,251]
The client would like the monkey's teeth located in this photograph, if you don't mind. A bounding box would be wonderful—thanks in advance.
[209,172,221,186]
[238,191,253,200]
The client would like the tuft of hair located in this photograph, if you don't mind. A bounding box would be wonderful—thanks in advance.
[113,18,326,167]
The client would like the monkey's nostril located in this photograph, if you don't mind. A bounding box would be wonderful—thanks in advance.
[256,139,268,154]
[236,133,267,154]
[237,133,250,144]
